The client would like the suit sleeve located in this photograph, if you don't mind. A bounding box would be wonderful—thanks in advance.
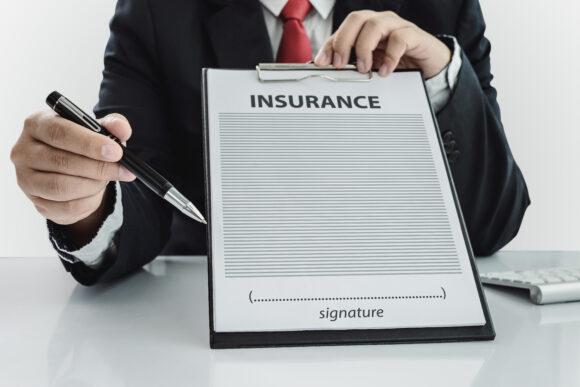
[436,0,530,255]
[59,0,175,285]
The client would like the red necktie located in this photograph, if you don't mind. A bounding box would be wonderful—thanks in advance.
[276,0,313,63]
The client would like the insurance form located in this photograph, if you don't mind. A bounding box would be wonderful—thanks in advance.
[202,67,490,346]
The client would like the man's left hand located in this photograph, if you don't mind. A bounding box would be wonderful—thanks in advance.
[314,11,451,79]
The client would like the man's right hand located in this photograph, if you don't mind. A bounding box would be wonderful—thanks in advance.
[10,111,136,245]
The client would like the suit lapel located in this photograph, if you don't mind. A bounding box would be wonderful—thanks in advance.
[205,0,273,68]
[333,0,403,31]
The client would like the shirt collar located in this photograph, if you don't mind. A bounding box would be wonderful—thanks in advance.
[260,0,335,20]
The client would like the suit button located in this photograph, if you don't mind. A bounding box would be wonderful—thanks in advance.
[444,140,456,153]
[448,150,460,163]
[442,131,454,142]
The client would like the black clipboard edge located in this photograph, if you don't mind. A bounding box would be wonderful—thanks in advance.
[211,324,493,349]
[418,70,495,342]
[202,68,217,343]
[202,68,495,349]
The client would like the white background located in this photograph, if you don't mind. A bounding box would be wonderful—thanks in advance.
[0,0,578,257]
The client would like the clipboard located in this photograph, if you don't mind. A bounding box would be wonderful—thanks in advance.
[202,64,495,348]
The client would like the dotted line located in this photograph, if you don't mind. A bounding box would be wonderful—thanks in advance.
[253,295,443,303]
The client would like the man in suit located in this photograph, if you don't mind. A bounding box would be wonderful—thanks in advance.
[10,0,530,285]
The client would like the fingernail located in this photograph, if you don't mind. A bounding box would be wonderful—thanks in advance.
[379,64,388,77]
[315,51,327,65]
[333,53,342,67]
[357,58,366,73]
[119,166,134,181]
[101,144,119,161]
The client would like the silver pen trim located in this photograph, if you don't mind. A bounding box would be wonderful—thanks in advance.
[55,96,101,132]
[164,187,206,224]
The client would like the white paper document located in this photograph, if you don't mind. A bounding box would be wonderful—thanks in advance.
[205,69,486,333]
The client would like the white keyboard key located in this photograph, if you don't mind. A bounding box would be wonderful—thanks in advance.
[523,278,546,285]
[480,266,580,304]
[560,275,579,282]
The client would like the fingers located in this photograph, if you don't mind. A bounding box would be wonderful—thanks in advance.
[314,37,334,66]
[13,110,134,226]
[314,11,412,76]
[98,113,132,145]
[354,13,407,73]
[17,168,108,202]
[24,141,135,182]
[25,111,123,162]
[329,11,375,68]
[353,18,385,73]
[379,27,414,77]
[315,11,375,67]
[29,189,107,225]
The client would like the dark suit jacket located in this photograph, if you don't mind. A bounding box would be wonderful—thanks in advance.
[54,0,530,285]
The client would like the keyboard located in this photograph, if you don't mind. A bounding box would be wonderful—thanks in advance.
[480,267,580,304]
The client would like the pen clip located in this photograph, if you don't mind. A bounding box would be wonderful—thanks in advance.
[55,96,102,133]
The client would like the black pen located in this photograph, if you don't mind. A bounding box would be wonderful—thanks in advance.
[46,91,206,224]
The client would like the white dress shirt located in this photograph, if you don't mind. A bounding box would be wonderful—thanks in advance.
[261,0,335,58]
[54,0,462,268]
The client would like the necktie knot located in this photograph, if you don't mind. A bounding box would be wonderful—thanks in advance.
[279,0,312,22]
[276,0,313,63]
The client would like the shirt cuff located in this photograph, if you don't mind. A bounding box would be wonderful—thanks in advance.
[424,35,462,113]
[49,181,124,269]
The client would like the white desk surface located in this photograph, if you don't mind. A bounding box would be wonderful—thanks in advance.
[1,251,579,387]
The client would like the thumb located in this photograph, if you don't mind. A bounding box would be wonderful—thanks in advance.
[98,113,133,145]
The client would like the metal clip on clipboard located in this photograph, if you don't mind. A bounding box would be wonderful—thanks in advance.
[256,62,373,83]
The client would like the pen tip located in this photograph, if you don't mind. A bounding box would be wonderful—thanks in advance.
[184,202,207,225]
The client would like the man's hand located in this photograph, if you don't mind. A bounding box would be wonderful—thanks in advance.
[314,11,451,79]
[10,111,135,245]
